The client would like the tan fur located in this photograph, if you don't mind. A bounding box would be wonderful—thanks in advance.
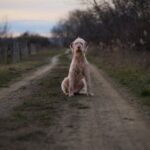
[61,37,93,97]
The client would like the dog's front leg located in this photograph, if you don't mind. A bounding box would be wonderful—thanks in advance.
[68,73,75,97]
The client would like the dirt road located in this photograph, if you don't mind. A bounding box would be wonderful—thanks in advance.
[74,64,150,150]
[0,53,150,150]
[46,63,150,150]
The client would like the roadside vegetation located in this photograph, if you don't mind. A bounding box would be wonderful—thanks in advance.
[88,46,150,106]
[0,49,61,87]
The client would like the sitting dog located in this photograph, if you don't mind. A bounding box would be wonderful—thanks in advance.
[61,37,93,97]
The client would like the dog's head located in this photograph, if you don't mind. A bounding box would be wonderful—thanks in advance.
[70,37,88,55]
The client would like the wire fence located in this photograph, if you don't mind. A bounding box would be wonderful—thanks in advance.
[0,39,41,64]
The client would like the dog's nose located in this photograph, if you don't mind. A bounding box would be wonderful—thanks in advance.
[77,46,80,49]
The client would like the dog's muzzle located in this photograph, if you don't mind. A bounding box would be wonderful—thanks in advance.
[76,46,82,53]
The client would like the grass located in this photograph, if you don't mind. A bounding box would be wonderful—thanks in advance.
[69,101,90,109]
[88,48,150,107]
[0,69,21,87]
[107,68,150,105]
[15,130,46,141]
[0,49,61,87]
[141,88,150,97]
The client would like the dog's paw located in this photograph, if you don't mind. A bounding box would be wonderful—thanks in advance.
[87,92,94,96]
[69,93,74,97]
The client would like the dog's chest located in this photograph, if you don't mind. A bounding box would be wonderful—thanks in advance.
[74,62,85,77]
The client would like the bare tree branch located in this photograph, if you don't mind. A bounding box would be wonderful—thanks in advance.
[0,18,10,38]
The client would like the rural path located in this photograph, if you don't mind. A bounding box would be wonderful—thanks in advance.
[0,55,59,117]
[75,64,150,150]
[0,52,150,150]
[47,63,150,150]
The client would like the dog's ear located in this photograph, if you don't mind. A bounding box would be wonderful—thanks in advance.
[70,42,74,54]
[84,41,88,52]
[70,42,73,49]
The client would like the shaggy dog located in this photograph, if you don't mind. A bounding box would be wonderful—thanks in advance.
[61,37,93,97]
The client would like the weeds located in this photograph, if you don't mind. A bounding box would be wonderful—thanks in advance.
[88,46,150,107]
[0,49,61,87]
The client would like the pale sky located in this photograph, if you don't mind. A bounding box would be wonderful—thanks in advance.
[0,0,84,36]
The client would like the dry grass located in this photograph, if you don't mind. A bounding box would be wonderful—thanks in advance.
[0,49,61,87]
[88,45,150,106]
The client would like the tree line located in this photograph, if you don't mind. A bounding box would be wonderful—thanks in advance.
[0,32,50,64]
[51,0,150,51]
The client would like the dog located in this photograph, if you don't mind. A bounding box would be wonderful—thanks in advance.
[61,37,93,97]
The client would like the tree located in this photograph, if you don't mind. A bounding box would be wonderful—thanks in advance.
[0,19,10,38]
[51,0,150,50]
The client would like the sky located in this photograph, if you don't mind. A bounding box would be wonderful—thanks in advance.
[0,0,84,36]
